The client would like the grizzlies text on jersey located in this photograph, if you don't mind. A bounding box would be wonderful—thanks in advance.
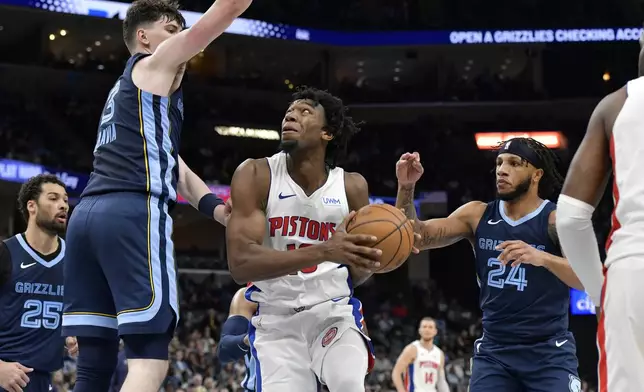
[474,199,569,343]
[82,53,184,202]
[469,199,579,392]
[0,234,65,373]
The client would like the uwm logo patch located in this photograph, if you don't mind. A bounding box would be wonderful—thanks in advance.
[321,196,342,206]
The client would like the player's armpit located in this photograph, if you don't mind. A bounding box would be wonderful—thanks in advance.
[147,0,252,71]
[0,242,11,287]
[416,201,485,250]
[226,159,325,284]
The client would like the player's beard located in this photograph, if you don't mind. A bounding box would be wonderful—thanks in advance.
[497,175,531,202]
[35,211,66,236]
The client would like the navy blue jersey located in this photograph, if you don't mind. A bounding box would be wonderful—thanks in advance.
[0,234,65,372]
[82,53,183,202]
[473,199,569,344]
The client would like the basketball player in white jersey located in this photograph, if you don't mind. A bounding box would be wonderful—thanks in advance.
[392,318,449,392]
[227,87,415,392]
[555,31,644,392]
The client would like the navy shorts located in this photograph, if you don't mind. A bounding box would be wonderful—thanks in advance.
[0,371,51,392]
[62,192,179,339]
[469,332,580,392]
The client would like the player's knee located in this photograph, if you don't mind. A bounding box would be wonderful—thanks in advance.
[322,330,368,392]
[121,332,172,360]
[327,372,365,392]
[76,336,119,371]
[74,337,120,391]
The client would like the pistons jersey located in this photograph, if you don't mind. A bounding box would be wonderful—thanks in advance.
[405,341,443,392]
[246,152,352,308]
[606,76,644,267]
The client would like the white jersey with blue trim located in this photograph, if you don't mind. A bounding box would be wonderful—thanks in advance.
[246,152,352,308]
[405,341,443,392]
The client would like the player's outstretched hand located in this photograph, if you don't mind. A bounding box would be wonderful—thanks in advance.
[396,152,424,186]
[323,211,382,271]
[65,336,79,358]
[0,361,32,392]
[496,240,546,267]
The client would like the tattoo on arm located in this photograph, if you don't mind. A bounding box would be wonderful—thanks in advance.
[418,225,449,249]
[397,185,417,220]
[548,222,561,250]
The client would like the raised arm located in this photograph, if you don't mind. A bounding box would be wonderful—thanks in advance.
[556,89,624,304]
[394,152,480,251]
[226,159,381,284]
[391,344,416,392]
[177,155,229,226]
[147,0,251,70]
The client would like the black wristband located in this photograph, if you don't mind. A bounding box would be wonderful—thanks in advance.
[198,193,224,219]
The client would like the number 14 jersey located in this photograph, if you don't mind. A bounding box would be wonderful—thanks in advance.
[246,152,352,308]
[473,199,569,344]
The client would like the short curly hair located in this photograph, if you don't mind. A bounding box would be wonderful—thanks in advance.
[291,87,363,167]
[17,174,66,222]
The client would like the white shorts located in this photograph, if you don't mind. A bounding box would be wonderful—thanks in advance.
[248,296,374,392]
[598,260,644,391]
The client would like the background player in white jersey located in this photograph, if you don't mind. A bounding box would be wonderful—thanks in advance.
[227,87,408,392]
[392,318,449,392]
[555,31,644,392]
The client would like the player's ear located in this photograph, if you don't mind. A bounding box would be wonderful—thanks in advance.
[137,28,150,46]
[321,128,334,142]
[533,168,544,183]
[27,200,36,215]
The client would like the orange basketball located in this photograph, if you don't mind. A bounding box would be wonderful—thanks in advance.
[346,204,415,273]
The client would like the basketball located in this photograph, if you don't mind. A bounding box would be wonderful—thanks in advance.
[346,204,415,273]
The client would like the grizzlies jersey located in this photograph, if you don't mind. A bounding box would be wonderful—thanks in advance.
[241,351,256,391]
[474,200,569,344]
[0,234,65,372]
[82,53,184,202]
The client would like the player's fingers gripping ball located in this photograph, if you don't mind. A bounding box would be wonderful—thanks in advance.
[346,204,415,273]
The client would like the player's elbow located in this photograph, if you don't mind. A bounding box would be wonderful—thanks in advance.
[227,254,252,284]
[556,195,595,232]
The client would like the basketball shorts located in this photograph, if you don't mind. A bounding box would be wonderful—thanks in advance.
[248,296,375,392]
[598,260,644,392]
[469,332,580,392]
[61,192,179,339]
[0,370,51,392]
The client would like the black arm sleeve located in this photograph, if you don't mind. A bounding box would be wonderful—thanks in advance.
[0,242,12,287]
